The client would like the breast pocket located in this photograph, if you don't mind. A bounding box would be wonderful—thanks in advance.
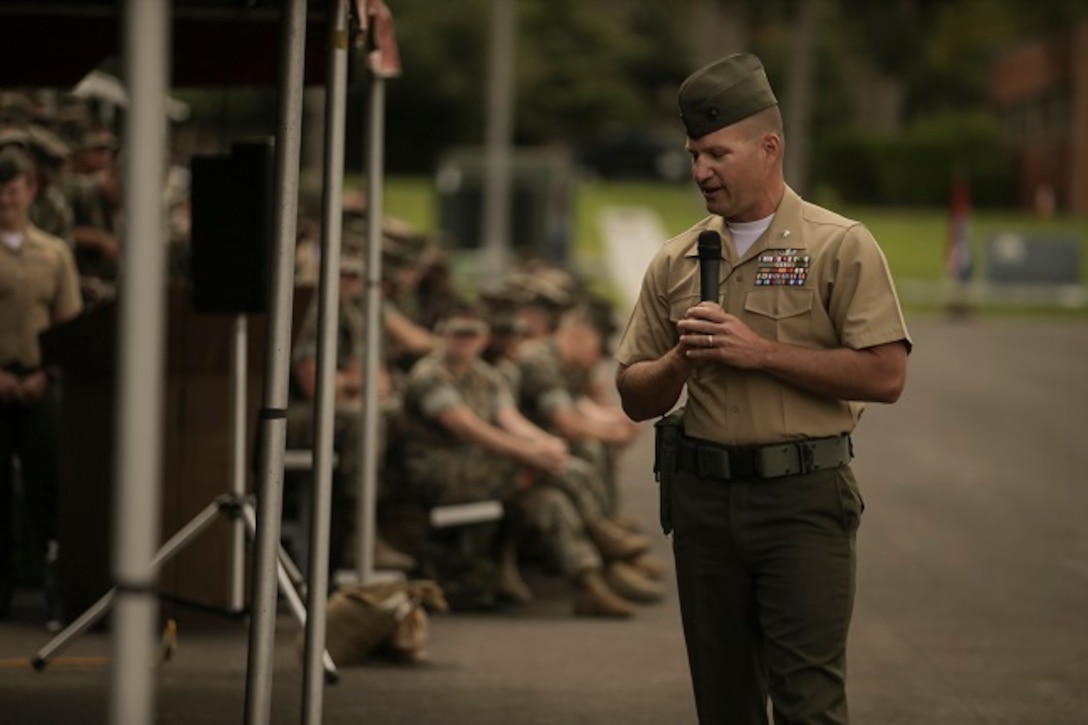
[743,288,814,343]
[0,266,18,299]
[26,257,58,306]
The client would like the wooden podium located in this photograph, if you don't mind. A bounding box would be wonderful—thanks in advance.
[41,281,311,627]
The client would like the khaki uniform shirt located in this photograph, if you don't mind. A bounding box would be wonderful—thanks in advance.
[0,224,82,368]
[616,186,910,447]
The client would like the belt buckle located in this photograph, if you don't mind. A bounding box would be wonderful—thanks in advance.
[756,444,801,478]
[799,443,815,474]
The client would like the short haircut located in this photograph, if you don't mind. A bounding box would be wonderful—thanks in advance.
[741,105,784,142]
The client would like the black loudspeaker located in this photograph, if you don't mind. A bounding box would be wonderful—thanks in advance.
[189,139,275,314]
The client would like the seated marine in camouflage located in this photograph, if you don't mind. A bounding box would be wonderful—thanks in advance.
[286,244,414,573]
[394,305,654,616]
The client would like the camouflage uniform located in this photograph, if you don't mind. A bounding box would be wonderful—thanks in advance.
[0,92,33,127]
[30,185,74,249]
[479,287,525,393]
[515,337,619,517]
[63,173,118,284]
[492,355,521,394]
[287,293,380,487]
[287,292,379,573]
[400,351,523,507]
[398,350,607,605]
[510,485,600,579]
[163,165,191,278]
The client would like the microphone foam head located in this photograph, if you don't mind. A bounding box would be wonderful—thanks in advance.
[697,230,721,260]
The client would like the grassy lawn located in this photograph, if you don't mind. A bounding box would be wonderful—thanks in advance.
[378,175,1088,314]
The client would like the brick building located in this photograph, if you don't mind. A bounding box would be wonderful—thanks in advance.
[989,18,1088,215]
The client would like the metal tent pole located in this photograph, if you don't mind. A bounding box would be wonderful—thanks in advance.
[479,0,516,281]
[356,71,385,584]
[244,0,307,723]
[301,0,350,721]
[109,1,169,724]
[228,315,248,612]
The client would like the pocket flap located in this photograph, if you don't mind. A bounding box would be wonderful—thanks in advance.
[743,289,813,320]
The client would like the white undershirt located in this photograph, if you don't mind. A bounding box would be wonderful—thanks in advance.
[727,214,775,257]
[0,231,25,252]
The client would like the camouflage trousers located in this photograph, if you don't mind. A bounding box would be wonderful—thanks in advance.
[285,403,388,572]
[401,445,525,508]
[535,456,612,525]
[512,457,615,577]
[397,446,608,587]
[285,402,388,490]
[395,444,523,610]
[569,438,620,519]
[511,485,600,577]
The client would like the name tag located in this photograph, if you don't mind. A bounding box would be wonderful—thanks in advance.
[754,249,809,286]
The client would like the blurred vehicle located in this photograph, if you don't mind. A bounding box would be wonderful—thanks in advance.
[575,129,687,182]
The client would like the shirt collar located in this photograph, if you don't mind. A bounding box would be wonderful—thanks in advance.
[684,185,806,265]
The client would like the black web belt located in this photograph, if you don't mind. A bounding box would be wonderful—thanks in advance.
[677,434,853,481]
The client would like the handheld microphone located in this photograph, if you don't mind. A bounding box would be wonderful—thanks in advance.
[697,230,722,303]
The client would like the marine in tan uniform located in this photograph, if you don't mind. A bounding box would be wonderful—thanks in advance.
[0,147,82,623]
[0,128,74,249]
[615,54,910,724]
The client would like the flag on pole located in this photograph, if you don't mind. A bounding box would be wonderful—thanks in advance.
[946,173,973,284]
[354,0,402,78]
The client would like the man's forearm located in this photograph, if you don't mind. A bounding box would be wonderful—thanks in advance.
[495,406,551,442]
[441,406,534,462]
[615,345,691,421]
[759,340,907,403]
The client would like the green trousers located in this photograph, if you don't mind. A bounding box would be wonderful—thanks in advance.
[0,383,62,600]
[671,464,864,725]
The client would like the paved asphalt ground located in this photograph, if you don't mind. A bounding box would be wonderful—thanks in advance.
[2,316,1087,724]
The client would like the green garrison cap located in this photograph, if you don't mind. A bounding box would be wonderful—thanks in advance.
[0,146,33,184]
[678,53,778,139]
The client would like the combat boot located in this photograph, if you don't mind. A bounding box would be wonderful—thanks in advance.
[572,569,635,618]
[495,541,533,605]
[605,561,666,604]
[611,512,645,534]
[631,552,666,581]
[586,517,650,562]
